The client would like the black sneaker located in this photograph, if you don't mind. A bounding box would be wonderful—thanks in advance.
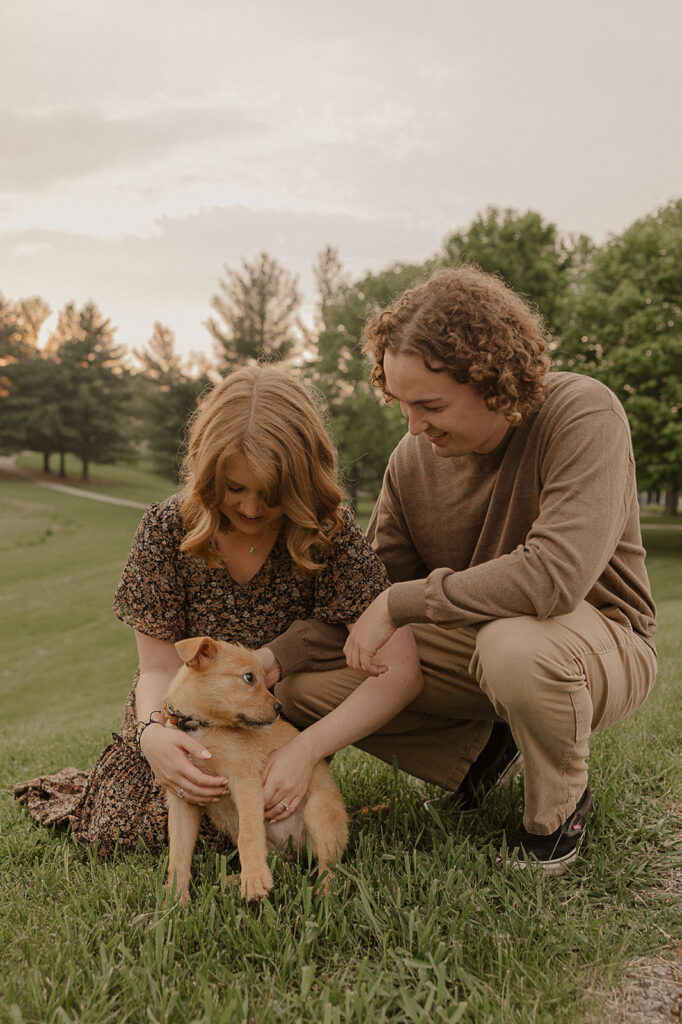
[424,722,523,814]
[502,785,594,875]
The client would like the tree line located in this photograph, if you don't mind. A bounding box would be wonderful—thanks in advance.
[1,199,680,512]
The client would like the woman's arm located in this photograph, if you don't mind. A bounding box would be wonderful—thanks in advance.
[135,632,230,805]
[261,625,422,820]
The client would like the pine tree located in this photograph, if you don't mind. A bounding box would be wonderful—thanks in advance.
[134,323,212,478]
[313,246,350,331]
[205,252,302,371]
[48,302,131,480]
[0,295,59,470]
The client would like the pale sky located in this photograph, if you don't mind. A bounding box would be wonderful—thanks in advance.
[1,0,680,360]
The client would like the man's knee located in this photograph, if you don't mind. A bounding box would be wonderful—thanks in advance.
[274,672,319,727]
[473,616,552,709]
[274,666,362,728]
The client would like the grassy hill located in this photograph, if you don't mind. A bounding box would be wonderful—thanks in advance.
[1,471,680,1023]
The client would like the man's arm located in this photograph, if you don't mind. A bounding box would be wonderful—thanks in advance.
[390,406,634,628]
[346,402,640,674]
[265,504,397,680]
[265,620,350,680]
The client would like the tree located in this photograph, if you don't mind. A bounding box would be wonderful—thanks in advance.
[555,198,682,513]
[47,302,131,480]
[0,355,66,472]
[0,294,50,362]
[313,245,350,331]
[314,262,432,501]
[205,252,303,371]
[134,323,213,478]
[442,207,583,335]
[0,295,59,471]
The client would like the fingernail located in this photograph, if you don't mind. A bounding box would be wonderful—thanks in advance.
[201,751,212,759]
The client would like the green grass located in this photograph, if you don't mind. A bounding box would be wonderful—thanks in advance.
[640,513,682,526]
[1,474,680,1024]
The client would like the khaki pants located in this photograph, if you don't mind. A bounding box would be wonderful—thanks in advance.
[275,602,657,834]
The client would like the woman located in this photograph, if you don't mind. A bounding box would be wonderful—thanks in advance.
[15,364,421,855]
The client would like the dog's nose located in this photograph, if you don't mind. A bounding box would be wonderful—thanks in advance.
[273,702,282,715]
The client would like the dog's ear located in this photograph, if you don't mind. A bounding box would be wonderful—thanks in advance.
[175,636,218,668]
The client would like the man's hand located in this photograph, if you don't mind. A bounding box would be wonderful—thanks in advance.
[253,646,282,689]
[343,590,397,677]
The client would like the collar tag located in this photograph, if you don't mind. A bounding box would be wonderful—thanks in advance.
[164,701,209,732]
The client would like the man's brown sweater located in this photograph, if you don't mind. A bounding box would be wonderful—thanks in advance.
[368,372,656,647]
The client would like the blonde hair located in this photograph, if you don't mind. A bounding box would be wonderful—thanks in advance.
[364,265,550,425]
[179,364,344,576]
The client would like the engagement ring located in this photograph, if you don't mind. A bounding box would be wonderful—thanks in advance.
[177,789,184,799]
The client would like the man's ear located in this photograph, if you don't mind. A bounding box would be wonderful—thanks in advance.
[174,636,218,668]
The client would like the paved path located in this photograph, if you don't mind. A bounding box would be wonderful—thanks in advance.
[0,456,148,509]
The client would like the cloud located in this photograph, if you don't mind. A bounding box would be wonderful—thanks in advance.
[0,205,442,355]
[14,241,53,258]
[0,104,266,190]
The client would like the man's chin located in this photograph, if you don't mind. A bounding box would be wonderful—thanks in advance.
[430,438,454,457]
[431,439,472,459]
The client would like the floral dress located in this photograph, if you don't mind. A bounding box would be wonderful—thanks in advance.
[14,497,388,856]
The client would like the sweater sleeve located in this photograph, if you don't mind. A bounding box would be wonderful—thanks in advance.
[268,506,390,676]
[267,620,350,677]
[388,402,634,629]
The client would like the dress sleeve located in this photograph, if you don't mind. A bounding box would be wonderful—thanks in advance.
[112,501,187,641]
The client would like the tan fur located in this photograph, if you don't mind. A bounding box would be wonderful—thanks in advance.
[163,636,349,902]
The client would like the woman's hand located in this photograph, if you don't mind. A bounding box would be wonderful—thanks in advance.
[140,723,229,805]
[253,646,282,689]
[343,590,397,676]
[262,736,317,822]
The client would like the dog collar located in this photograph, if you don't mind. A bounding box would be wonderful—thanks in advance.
[164,701,211,733]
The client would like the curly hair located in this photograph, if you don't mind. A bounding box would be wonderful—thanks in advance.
[178,364,344,576]
[363,266,550,424]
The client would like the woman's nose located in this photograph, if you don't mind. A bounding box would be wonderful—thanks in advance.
[240,493,264,516]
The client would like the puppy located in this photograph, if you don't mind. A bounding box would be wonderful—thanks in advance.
[163,636,349,902]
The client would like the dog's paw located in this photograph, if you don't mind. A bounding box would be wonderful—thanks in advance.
[240,866,273,901]
[316,868,335,895]
[163,883,191,907]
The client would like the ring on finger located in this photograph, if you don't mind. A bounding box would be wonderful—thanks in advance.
[279,800,290,811]
[177,788,184,799]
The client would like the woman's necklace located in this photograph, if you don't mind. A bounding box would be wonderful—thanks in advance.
[215,526,278,564]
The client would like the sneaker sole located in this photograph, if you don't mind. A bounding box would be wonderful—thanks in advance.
[424,750,524,814]
[498,831,586,876]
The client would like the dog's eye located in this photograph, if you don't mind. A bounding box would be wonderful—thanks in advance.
[242,672,255,685]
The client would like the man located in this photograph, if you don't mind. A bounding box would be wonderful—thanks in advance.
[276,266,657,873]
